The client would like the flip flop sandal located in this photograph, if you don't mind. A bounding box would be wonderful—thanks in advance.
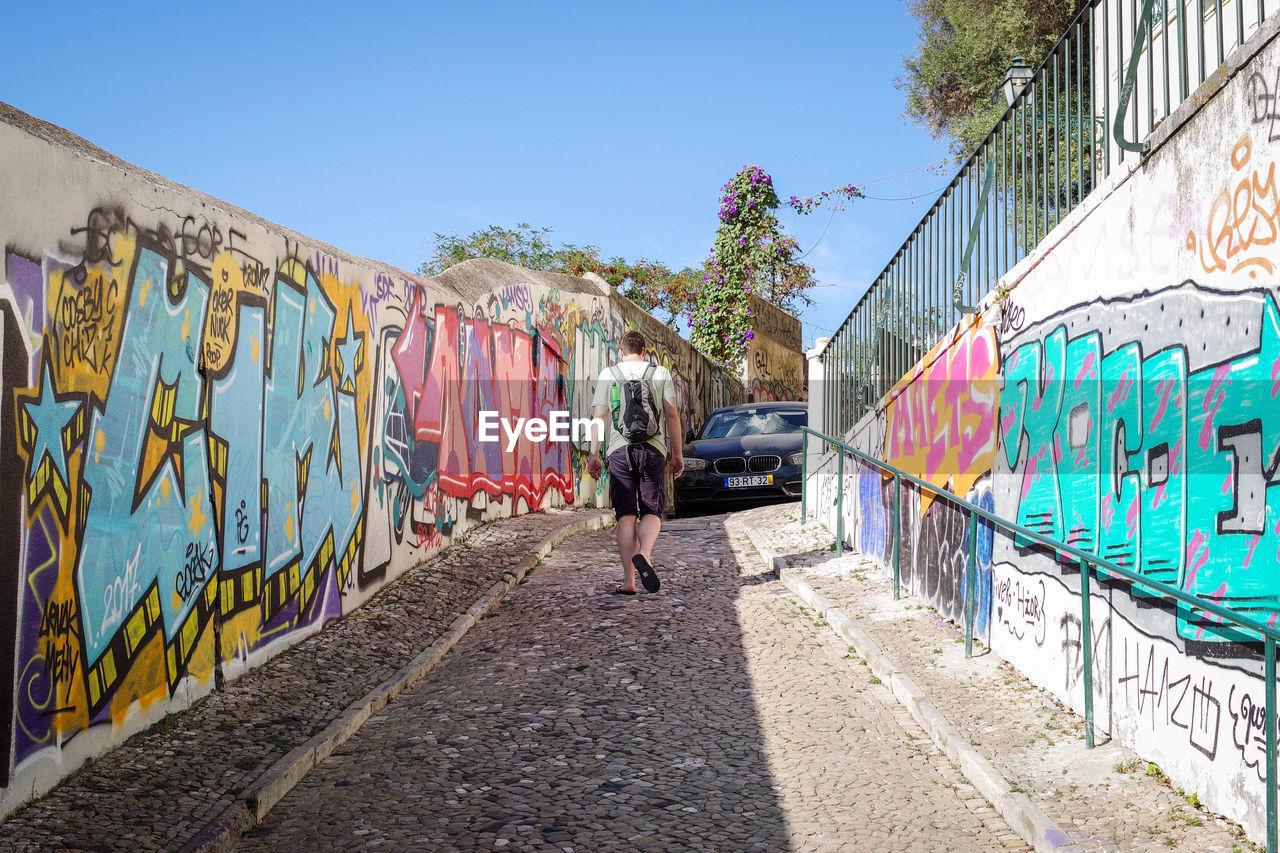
[632,555,661,593]
[610,587,637,595]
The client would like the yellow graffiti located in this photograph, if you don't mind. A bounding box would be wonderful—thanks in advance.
[884,318,1000,514]
[1188,133,1280,278]
[46,230,135,401]
[201,252,261,373]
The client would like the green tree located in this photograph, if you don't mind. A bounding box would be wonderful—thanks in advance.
[690,165,817,370]
[898,0,1079,157]
[421,223,700,327]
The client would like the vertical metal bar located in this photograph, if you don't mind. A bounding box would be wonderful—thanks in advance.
[1198,0,1206,85]
[1117,0,1126,163]
[1267,635,1277,852]
[836,448,845,557]
[1081,556,1096,749]
[1215,0,1223,64]
[892,474,901,600]
[1162,0,1171,119]
[1038,65,1047,244]
[1237,0,1244,53]
[965,509,977,659]
[1132,0,1141,146]
[1179,0,1190,99]
[801,429,808,524]
[1078,14,1086,201]
[1152,0,1162,133]
[1104,0,1113,176]
[1053,46,1061,231]
[1019,92,1027,251]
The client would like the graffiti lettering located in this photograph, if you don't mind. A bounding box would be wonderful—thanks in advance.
[1001,289,1280,639]
[995,575,1046,645]
[1188,134,1280,277]
[886,320,999,513]
[176,542,214,602]
[1229,683,1271,780]
[1248,67,1280,142]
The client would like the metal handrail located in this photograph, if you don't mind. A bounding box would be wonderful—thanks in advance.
[823,0,1279,438]
[799,424,1278,848]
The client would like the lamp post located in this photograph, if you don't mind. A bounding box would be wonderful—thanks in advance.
[1002,57,1034,107]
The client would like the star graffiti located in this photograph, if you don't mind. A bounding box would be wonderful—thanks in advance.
[15,347,86,522]
[131,364,201,512]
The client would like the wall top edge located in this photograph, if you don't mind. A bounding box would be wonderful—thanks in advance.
[0,100,618,304]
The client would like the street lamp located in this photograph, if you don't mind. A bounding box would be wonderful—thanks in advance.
[1002,57,1033,106]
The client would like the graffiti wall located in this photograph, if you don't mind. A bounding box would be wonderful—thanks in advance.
[810,23,1280,843]
[0,102,740,815]
[745,295,804,402]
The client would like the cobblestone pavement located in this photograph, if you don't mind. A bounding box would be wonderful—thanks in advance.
[241,514,1023,852]
[0,508,604,853]
[739,503,1256,852]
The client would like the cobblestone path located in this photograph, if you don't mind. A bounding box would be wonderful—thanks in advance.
[241,514,1021,852]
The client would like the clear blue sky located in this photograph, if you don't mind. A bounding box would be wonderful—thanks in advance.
[2,1,953,349]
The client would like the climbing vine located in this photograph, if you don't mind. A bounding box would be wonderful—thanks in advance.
[690,165,818,371]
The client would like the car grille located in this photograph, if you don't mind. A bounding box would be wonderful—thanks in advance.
[714,457,746,475]
[748,455,781,473]
[713,456,781,475]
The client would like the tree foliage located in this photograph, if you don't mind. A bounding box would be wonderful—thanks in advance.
[690,165,817,370]
[898,0,1080,156]
[421,223,701,327]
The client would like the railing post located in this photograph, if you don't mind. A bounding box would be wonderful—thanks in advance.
[1113,0,1157,153]
[1080,557,1096,749]
[965,510,976,659]
[1268,636,1277,852]
[892,473,901,600]
[800,430,808,526]
[835,449,844,558]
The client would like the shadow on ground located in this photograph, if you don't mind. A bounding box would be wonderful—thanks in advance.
[241,515,791,851]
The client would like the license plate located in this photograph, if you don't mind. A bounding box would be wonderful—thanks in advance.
[725,474,772,488]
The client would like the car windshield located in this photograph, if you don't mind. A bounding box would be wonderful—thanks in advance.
[700,408,806,439]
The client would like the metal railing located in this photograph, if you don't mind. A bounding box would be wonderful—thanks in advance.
[799,425,1279,849]
[824,0,1278,437]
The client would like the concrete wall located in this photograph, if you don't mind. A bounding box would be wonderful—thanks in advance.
[0,101,741,815]
[810,16,1280,844]
[744,294,804,402]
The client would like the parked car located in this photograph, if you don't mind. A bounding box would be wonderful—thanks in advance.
[674,401,807,514]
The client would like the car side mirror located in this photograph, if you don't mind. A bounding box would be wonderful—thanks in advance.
[684,429,697,444]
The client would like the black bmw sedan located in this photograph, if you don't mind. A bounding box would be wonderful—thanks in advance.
[674,401,807,514]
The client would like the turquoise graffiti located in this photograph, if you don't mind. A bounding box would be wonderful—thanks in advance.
[75,244,217,713]
[258,266,364,628]
[1001,288,1280,641]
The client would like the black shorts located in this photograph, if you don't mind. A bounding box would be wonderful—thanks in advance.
[607,444,667,519]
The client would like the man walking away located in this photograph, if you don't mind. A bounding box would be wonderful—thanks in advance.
[587,330,684,594]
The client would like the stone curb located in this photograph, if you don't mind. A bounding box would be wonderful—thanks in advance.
[182,510,615,853]
[741,526,1080,853]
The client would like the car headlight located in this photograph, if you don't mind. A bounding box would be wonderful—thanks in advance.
[684,457,709,471]
[784,451,804,466]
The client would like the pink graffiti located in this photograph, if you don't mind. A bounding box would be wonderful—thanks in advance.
[1184,530,1210,591]
[1106,369,1133,415]
[1149,377,1176,432]
[1073,351,1097,389]
[1245,534,1261,570]
[883,322,998,507]
[1197,364,1232,451]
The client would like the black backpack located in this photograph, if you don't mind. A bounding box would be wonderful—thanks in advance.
[611,364,661,445]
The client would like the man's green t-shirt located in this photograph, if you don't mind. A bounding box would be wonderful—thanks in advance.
[592,360,677,458]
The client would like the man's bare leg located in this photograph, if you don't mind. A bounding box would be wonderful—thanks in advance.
[616,515,638,591]
[636,514,661,563]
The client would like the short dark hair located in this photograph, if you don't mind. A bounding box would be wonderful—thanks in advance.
[619,330,647,355]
